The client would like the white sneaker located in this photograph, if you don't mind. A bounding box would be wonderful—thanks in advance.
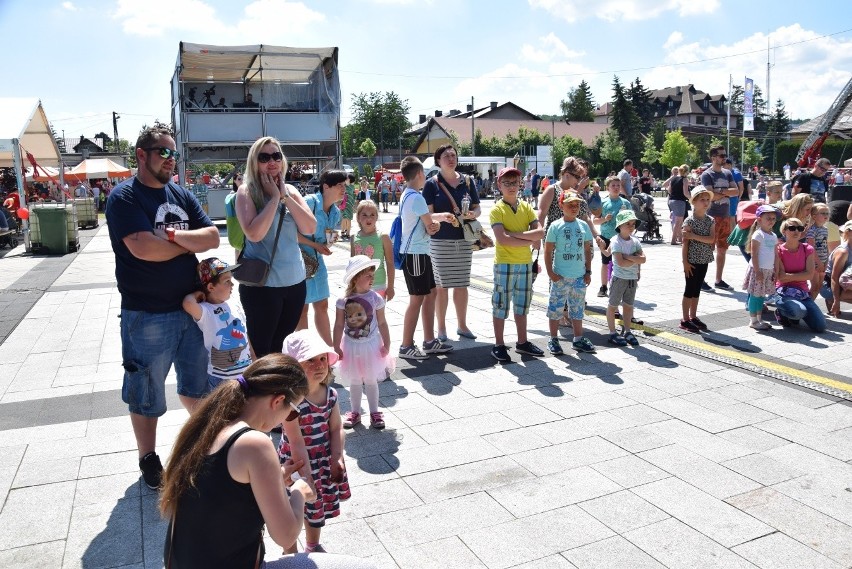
[749,320,772,330]
[399,345,429,360]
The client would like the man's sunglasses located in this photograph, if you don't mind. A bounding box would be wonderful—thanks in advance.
[144,147,180,160]
[786,225,806,232]
[258,151,284,163]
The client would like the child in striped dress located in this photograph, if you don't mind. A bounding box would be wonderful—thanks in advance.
[278,329,350,554]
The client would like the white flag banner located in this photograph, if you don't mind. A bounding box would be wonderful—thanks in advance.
[743,77,754,132]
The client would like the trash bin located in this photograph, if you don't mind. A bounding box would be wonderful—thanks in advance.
[32,204,69,254]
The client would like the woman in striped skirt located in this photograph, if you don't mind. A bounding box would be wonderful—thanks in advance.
[423,144,481,342]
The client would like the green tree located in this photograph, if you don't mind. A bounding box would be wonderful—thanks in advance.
[763,99,791,170]
[742,138,763,168]
[349,92,411,156]
[341,124,357,157]
[552,135,588,174]
[359,138,377,161]
[560,80,596,122]
[610,76,643,161]
[641,135,661,172]
[362,164,374,183]
[597,128,625,174]
[628,77,655,131]
[660,129,697,168]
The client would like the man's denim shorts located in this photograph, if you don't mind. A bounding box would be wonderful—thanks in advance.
[120,309,208,417]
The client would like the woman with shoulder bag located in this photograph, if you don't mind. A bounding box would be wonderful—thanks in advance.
[235,138,317,357]
[296,170,346,345]
[423,144,480,342]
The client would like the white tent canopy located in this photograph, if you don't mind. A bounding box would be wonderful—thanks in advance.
[0,98,61,168]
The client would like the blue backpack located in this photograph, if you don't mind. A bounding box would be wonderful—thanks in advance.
[389,192,420,269]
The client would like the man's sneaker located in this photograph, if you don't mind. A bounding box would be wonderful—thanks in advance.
[572,337,597,353]
[515,341,544,356]
[139,452,163,490]
[342,412,361,429]
[369,412,385,430]
[399,345,429,360]
[714,280,733,291]
[700,281,713,292]
[423,338,453,353]
[608,332,628,346]
[679,320,700,333]
[597,286,608,297]
[690,317,708,331]
[491,344,511,363]
[548,337,564,355]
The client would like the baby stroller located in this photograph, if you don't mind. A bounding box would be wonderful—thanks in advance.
[0,208,19,249]
[630,193,663,243]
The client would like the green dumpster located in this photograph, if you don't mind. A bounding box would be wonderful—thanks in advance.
[36,206,68,254]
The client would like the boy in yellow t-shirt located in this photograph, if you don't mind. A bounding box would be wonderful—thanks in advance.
[489,167,545,363]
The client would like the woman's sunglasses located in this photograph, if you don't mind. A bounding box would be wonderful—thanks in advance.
[786,225,806,232]
[258,151,284,163]
[285,401,301,422]
[144,147,180,161]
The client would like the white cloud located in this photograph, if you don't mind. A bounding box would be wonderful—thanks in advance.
[528,0,719,22]
[112,0,226,37]
[520,33,582,63]
[643,24,852,120]
[663,31,683,50]
[111,0,323,39]
[62,2,77,11]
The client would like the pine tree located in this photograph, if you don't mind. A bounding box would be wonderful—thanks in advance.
[560,80,596,122]
[628,78,655,131]
[610,76,643,161]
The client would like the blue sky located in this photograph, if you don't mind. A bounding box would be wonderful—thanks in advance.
[1,0,850,145]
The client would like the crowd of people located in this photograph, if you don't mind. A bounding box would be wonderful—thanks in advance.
[103,123,851,567]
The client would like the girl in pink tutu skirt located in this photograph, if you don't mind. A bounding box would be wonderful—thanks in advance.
[333,255,395,430]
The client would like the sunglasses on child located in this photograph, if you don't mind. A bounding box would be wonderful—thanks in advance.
[144,147,180,160]
[258,151,284,163]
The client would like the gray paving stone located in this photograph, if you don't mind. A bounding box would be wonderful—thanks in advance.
[511,436,627,476]
[460,505,614,569]
[541,391,636,419]
[648,396,750,433]
[366,492,513,549]
[638,444,762,499]
[717,425,790,453]
[0,444,26,468]
[340,478,423,519]
[624,517,759,569]
[0,481,76,549]
[78,450,140,479]
[404,456,533,503]
[590,454,670,489]
[487,465,621,517]
[577,489,669,534]
[0,540,66,569]
[515,555,578,568]
[645,419,752,462]
[387,536,485,569]
[602,426,673,453]
[632,477,773,548]
[410,411,521,444]
[481,427,551,454]
[727,487,852,566]
[499,404,564,426]
[771,474,852,527]
[564,535,666,569]
[12,456,81,488]
[732,532,843,569]
[617,384,673,404]
[385,403,453,427]
[606,404,672,427]
[63,496,143,569]
[713,383,773,403]
[756,417,852,461]
[344,454,400,488]
[721,453,803,486]
[344,427,428,461]
[528,412,634,444]
[437,391,536,418]
[386,436,503,477]
[140,491,167,569]
[313,518,389,562]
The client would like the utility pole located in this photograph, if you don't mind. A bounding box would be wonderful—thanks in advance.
[112,111,120,154]
[471,96,475,157]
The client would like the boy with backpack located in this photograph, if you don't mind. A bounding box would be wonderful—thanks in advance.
[395,156,456,359]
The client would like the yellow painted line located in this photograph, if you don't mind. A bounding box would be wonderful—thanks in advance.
[472,275,852,395]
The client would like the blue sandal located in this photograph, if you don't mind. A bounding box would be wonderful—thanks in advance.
[623,332,639,346]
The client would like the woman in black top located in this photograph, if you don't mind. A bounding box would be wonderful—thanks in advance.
[664,165,689,245]
[160,353,375,569]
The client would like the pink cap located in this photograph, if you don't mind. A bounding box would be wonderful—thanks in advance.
[497,167,522,180]
[283,329,339,366]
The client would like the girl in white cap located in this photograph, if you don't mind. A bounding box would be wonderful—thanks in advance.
[333,255,395,429]
[278,329,350,554]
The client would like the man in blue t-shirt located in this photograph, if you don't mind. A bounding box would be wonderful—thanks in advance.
[106,124,219,490]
